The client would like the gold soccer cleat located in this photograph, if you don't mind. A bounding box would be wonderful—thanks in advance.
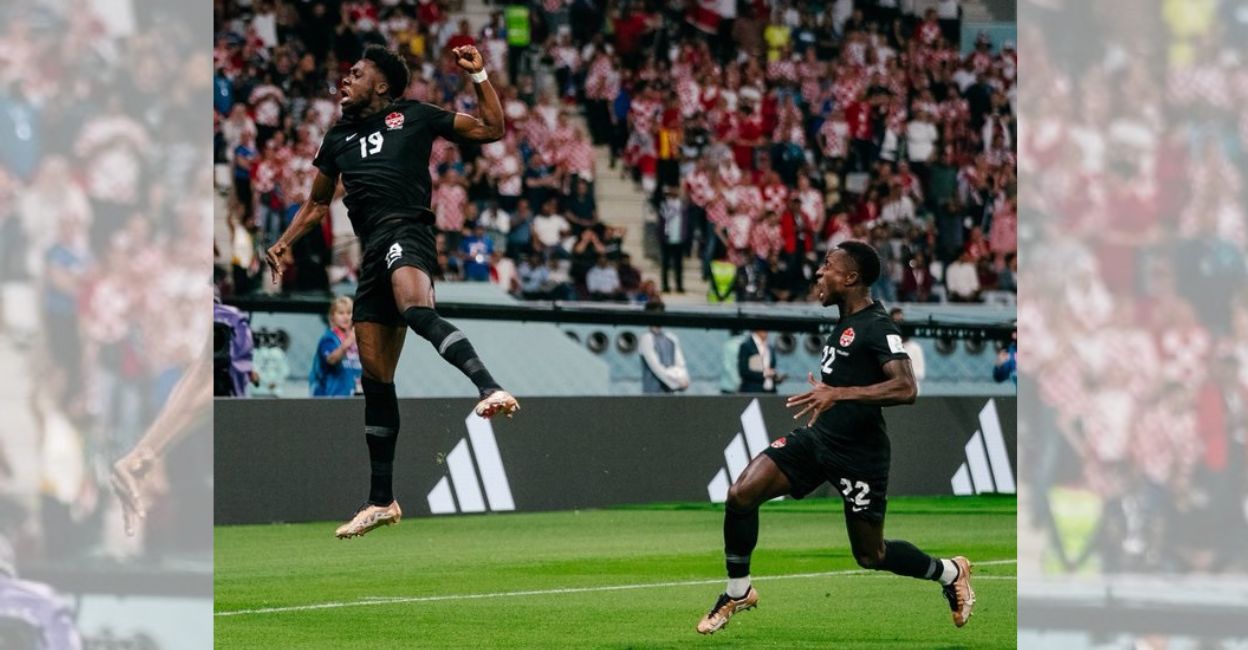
[942,556,975,627]
[474,390,520,419]
[334,500,402,539]
[696,587,759,635]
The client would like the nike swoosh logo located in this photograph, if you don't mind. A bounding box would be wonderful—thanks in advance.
[346,133,358,141]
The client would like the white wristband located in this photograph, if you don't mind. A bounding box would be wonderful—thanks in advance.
[470,70,488,84]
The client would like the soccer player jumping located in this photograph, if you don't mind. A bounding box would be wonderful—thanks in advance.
[696,241,974,634]
[265,45,518,540]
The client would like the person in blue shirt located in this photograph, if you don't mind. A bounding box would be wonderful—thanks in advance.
[309,296,363,397]
[459,223,494,281]
[993,334,1017,386]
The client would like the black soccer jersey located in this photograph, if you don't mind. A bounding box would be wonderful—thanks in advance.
[813,301,911,442]
[312,100,456,238]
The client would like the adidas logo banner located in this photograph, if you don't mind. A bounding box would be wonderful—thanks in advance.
[215,396,1016,525]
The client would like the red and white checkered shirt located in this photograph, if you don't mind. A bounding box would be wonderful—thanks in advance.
[797,188,824,233]
[1169,64,1232,111]
[1158,324,1213,387]
[685,170,715,208]
[76,116,150,204]
[677,79,701,117]
[819,119,849,158]
[249,84,286,128]
[630,98,663,135]
[727,214,753,250]
[749,219,784,259]
[433,183,468,232]
[762,182,789,215]
[1132,399,1200,485]
[735,184,764,220]
[563,137,595,180]
[832,74,865,108]
[585,57,616,101]
[705,197,730,227]
[798,61,824,105]
[916,20,941,46]
[766,59,799,85]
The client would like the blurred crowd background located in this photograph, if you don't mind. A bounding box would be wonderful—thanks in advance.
[213,0,1017,307]
[1020,0,1248,586]
[1,0,213,646]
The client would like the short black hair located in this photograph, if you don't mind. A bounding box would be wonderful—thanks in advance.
[837,241,882,286]
[362,45,410,98]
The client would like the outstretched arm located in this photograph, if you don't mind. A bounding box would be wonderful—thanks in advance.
[265,170,337,284]
[111,346,213,535]
[450,45,505,143]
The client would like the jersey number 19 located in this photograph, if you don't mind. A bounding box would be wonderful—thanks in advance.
[360,132,385,158]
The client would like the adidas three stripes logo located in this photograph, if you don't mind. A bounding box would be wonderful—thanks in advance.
[427,412,516,514]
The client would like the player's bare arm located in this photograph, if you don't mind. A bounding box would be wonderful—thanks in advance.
[265,170,338,284]
[450,45,505,143]
[786,359,918,426]
[111,346,213,535]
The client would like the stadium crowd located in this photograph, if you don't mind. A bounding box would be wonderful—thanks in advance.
[2,0,212,560]
[1022,1,1248,576]
[0,0,213,645]
[213,0,660,303]
[607,0,1018,304]
[213,0,1016,305]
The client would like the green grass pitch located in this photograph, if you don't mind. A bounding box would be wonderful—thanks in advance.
[215,496,1016,648]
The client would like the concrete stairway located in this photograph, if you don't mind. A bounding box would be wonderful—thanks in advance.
[460,0,708,303]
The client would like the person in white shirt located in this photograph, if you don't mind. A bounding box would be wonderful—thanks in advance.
[889,308,926,389]
[585,255,621,300]
[531,198,572,257]
[906,109,939,170]
[880,186,916,225]
[945,250,981,302]
[639,303,690,394]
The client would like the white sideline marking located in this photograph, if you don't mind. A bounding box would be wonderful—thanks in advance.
[216,559,1016,617]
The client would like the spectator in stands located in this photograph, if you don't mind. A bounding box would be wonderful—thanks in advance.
[639,304,690,394]
[490,250,520,296]
[507,199,535,259]
[996,253,1017,293]
[720,330,747,394]
[564,177,599,236]
[477,197,511,253]
[900,251,935,302]
[617,252,643,300]
[309,296,362,397]
[946,249,981,302]
[738,329,780,394]
[889,308,926,387]
[459,224,494,282]
[993,331,1017,386]
[657,184,689,294]
[213,291,257,398]
[532,197,572,259]
[586,255,622,301]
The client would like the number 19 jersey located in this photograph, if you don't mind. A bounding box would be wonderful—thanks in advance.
[312,100,457,239]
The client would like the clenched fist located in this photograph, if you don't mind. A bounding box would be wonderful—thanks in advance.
[452,45,485,74]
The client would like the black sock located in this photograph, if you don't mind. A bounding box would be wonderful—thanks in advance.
[724,504,759,578]
[879,539,940,580]
[363,377,399,506]
[403,307,501,397]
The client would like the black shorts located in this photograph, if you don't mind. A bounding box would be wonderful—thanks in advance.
[762,427,889,522]
[354,219,438,326]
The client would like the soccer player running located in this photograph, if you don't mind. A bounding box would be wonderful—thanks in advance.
[696,241,974,634]
[265,45,519,540]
